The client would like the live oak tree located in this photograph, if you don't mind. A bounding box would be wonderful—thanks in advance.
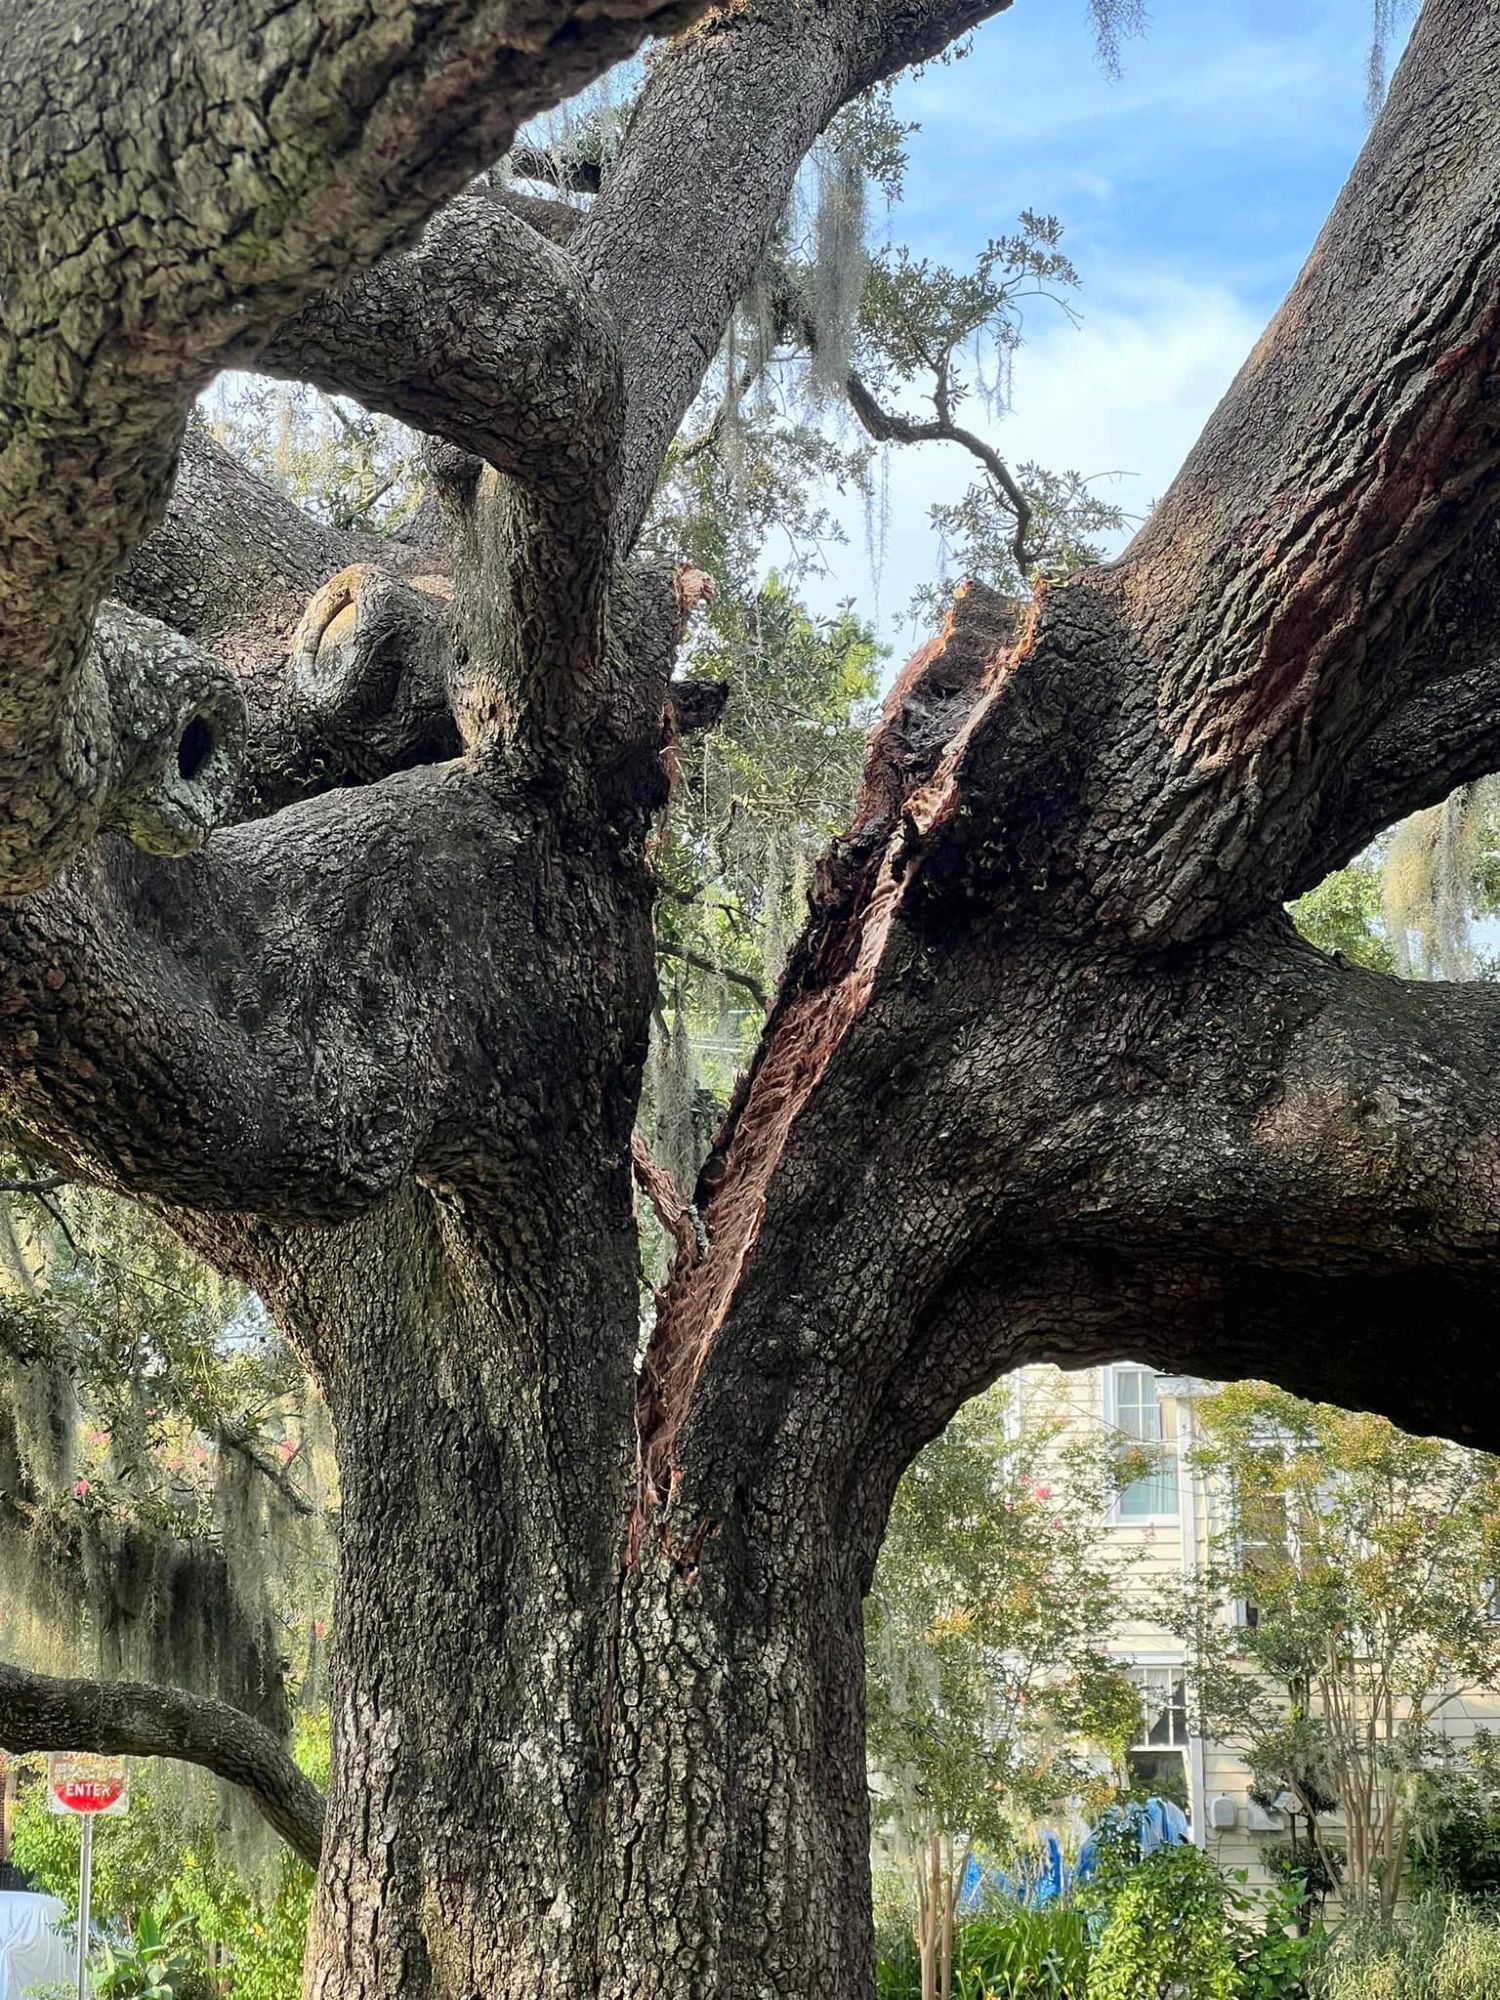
[5,2,1500,1997]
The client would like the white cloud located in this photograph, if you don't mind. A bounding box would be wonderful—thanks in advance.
[1002,280,1264,526]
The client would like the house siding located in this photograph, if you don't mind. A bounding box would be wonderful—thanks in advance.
[1014,1361,1500,1891]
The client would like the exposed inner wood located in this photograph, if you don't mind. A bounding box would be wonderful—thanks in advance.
[632,584,1029,1513]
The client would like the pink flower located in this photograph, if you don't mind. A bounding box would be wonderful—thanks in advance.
[1051,1517,1062,1530]
[1034,1485,1052,1501]
[278,1439,297,1463]
[72,1478,90,1499]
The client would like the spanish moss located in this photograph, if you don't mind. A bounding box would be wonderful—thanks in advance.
[808,123,869,404]
[1382,778,1495,978]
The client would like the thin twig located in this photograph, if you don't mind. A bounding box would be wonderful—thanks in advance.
[658,942,767,1009]
[844,367,1033,573]
[214,1421,316,1519]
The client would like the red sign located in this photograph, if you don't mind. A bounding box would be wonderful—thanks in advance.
[46,1755,129,1815]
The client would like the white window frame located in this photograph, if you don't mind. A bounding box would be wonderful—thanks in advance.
[1121,1652,1204,1841]
[1126,1660,1190,1752]
[1103,1364,1180,1525]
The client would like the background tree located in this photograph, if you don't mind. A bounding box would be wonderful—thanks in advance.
[0,1172,333,1740]
[866,1380,1135,2000]
[205,381,423,539]
[1171,1384,1500,1919]
[5,0,1500,1995]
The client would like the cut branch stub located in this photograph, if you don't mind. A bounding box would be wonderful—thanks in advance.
[288,566,459,783]
[89,605,248,864]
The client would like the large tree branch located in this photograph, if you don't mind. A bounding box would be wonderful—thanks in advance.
[0,530,696,1215]
[631,569,1500,1555]
[576,0,1018,548]
[1296,656,1500,891]
[1294,513,1500,887]
[0,0,710,893]
[251,196,618,509]
[1055,0,1500,939]
[249,194,626,753]
[661,902,1500,1566]
[0,1663,324,1866]
[0,766,548,1218]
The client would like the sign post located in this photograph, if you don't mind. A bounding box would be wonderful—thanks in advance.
[74,1817,93,2000]
[46,1756,129,2000]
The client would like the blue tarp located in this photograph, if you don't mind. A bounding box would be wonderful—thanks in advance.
[958,1797,1190,1912]
[959,1829,1066,1911]
[1075,1796,1190,1883]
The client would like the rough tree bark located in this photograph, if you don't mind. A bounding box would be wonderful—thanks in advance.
[5,0,1500,1996]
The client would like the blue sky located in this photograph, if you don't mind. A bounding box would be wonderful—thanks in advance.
[803,0,1415,659]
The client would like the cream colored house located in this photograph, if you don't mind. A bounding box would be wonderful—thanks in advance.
[1013,1362,1500,1885]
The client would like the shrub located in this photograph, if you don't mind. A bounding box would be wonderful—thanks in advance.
[93,1910,196,2000]
[875,1903,1089,1999]
[1088,1845,1239,2000]
[953,1907,1090,1998]
[1226,1876,1320,2000]
[1307,1895,1500,2000]
[1408,1774,1500,1901]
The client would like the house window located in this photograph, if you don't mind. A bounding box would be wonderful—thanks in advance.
[1126,1663,1190,1812]
[1237,1487,1293,1629]
[1108,1366,1179,1519]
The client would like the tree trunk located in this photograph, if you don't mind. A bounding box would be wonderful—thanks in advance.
[12,2,1500,1997]
[597,1527,875,1998]
[918,1843,938,2000]
[282,1188,877,2000]
[279,1186,629,1999]
[940,1835,956,2000]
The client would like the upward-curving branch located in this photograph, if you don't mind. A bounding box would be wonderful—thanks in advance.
[577,0,1024,547]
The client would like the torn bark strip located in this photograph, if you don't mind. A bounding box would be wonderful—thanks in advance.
[632,583,1030,1517]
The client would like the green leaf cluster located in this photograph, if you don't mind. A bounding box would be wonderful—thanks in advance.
[1087,1844,1240,2000]
[867,1381,1136,1856]
[1170,1383,1500,1915]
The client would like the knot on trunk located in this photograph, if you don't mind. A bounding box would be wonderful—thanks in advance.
[288,565,461,782]
[95,604,248,860]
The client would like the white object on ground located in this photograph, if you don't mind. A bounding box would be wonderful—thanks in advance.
[0,1891,72,2000]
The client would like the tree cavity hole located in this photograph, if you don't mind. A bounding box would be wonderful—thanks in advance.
[177,717,215,783]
